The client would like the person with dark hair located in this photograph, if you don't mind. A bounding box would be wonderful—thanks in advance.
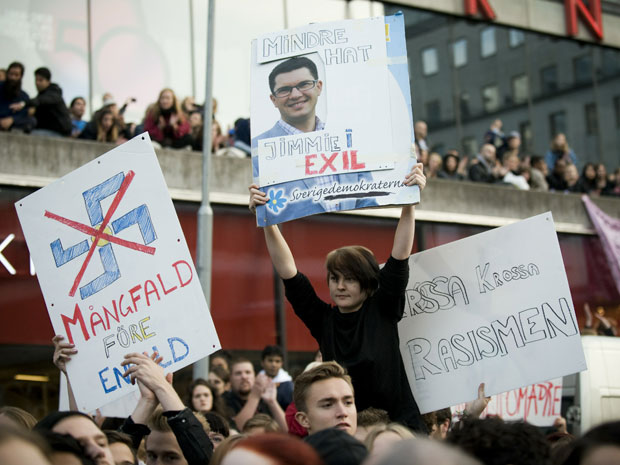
[69,97,87,137]
[259,345,293,410]
[432,408,453,440]
[35,411,115,465]
[578,163,598,194]
[185,378,231,420]
[42,431,95,465]
[0,425,52,465]
[104,431,136,465]
[305,427,368,465]
[208,365,231,395]
[529,155,549,191]
[249,165,428,433]
[14,67,73,136]
[0,406,37,430]
[595,163,613,196]
[221,358,287,432]
[232,118,251,155]
[561,420,620,465]
[437,151,464,180]
[547,158,569,191]
[202,412,229,449]
[251,55,377,223]
[0,61,34,132]
[447,417,551,465]
[210,350,232,373]
[545,133,577,171]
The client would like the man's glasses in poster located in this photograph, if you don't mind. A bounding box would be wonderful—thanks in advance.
[272,80,318,98]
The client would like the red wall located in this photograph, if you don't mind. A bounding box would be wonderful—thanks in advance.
[1,189,618,351]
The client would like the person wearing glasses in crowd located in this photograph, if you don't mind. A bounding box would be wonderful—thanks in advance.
[251,56,376,222]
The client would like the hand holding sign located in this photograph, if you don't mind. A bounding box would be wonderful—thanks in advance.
[122,352,183,411]
[53,334,77,375]
[464,383,492,419]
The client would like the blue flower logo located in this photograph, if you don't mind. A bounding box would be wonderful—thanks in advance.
[266,189,287,214]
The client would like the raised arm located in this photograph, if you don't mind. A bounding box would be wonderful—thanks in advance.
[249,184,297,279]
[391,163,426,260]
[52,335,79,411]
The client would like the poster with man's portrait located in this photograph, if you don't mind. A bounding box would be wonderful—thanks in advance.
[251,14,419,226]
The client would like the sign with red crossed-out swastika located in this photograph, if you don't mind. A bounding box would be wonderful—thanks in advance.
[16,133,220,412]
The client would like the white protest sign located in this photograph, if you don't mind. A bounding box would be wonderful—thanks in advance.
[59,375,139,418]
[251,14,418,226]
[17,134,220,412]
[398,212,586,414]
[451,378,563,427]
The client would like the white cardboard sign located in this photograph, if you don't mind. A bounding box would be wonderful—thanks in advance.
[398,213,586,414]
[17,134,220,412]
[451,378,563,426]
[250,14,419,226]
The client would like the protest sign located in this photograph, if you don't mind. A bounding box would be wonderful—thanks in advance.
[251,13,419,226]
[451,378,563,426]
[16,134,220,412]
[398,212,586,414]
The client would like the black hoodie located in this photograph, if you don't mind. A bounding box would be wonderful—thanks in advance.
[30,82,72,135]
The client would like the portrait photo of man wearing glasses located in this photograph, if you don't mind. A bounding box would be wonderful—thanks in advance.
[252,55,376,223]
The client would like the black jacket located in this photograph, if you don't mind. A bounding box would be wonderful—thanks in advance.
[29,83,72,135]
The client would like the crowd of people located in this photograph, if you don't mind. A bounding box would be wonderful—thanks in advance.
[2,59,620,465]
[0,61,251,156]
[2,60,619,200]
[0,161,617,465]
[0,342,618,465]
[414,118,620,197]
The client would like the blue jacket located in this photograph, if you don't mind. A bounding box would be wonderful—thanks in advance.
[0,82,31,130]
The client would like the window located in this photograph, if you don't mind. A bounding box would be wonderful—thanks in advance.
[549,111,566,138]
[574,54,592,85]
[422,47,438,75]
[459,92,471,119]
[481,27,496,57]
[519,121,532,151]
[601,49,620,77]
[511,75,529,104]
[425,100,441,124]
[481,84,500,113]
[452,39,467,67]
[585,103,598,135]
[540,65,558,94]
[509,29,525,47]
[462,137,478,157]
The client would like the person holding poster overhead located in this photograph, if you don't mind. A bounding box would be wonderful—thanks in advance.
[252,56,377,223]
[248,163,427,433]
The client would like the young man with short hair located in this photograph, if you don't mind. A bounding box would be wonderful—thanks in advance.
[259,345,293,410]
[11,67,72,136]
[293,361,357,436]
[0,61,33,132]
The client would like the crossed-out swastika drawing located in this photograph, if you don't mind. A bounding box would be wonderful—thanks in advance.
[45,170,157,300]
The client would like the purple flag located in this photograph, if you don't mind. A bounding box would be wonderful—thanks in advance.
[582,195,620,296]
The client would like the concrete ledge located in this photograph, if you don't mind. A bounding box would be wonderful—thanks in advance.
[1,132,619,234]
